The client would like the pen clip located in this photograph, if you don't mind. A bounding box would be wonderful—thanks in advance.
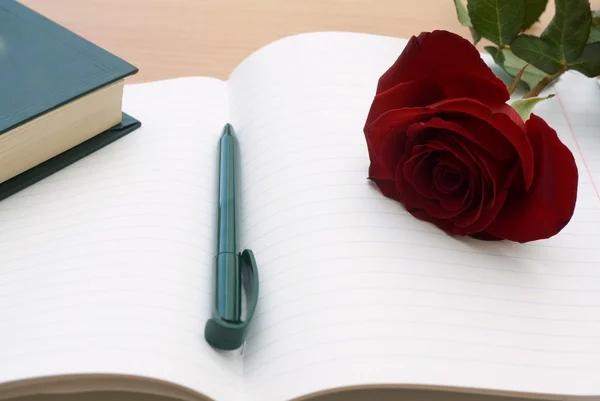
[204,249,259,351]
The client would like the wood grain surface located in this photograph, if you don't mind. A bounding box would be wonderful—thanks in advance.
[20,0,600,83]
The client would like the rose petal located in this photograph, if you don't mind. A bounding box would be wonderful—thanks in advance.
[434,156,465,194]
[436,156,470,213]
[369,175,398,199]
[378,126,413,180]
[425,136,478,171]
[447,136,518,233]
[471,231,503,241]
[410,117,515,160]
[405,150,436,199]
[396,155,452,219]
[403,152,472,220]
[491,103,527,131]
[376,30,509,104]
[430,138,489,231]
[364,80,446,129]
[394,157,423,208]
[484,114,579,243]
[402,146,429,185]
[431,98,534,189]
[368,158,398,199]
[440,190,469,211]
[364,107,433,158]
[367,99,534,188]
[419,137,481,219]
[452,170,485,229]
[411,208,458,233]
[464,155,519,235]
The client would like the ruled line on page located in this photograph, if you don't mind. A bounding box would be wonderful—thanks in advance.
[0,308,204,333]
[0,287,209,322]
[250,283,600,326]
[9,158,217,187]
[2,344,244,385]
[243,184,370,217]
[240,170,366,209]
[0,248,208,277]
[240,131,364,170]
[244,315,600,356]
[242,143,363,181]
[256,236,600,265]
[255,270,600,305]
[0,328,211,357]
[0,200,215,224]
[240,157,366,197]
[259,252,600,282]
[0,236,213,266]
[0,180,215,210]
[248,282,600,326]
[0,221,214,246]
[246,351,600,391]
[244,333,600,377]
[0,276,209,307]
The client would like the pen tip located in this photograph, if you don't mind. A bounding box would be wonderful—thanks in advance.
[222,123,235,138]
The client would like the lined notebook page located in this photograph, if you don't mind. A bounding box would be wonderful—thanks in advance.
[0,78,243,401]
[227,32,600,401]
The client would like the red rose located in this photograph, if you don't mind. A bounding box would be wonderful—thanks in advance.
[363,30,578,243]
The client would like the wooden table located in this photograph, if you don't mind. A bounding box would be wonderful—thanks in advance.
[14,1,600,400]
[20,0,600,84]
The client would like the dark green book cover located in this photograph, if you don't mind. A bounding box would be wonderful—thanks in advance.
[0,0,141,199]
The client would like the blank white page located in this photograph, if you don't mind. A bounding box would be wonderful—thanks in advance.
[0,78,244,401]
[227,32,600,401]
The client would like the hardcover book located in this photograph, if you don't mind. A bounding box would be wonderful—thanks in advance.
[0,0,140,200]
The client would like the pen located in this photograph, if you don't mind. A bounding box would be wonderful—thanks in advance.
[215,122,241,322]
[204,123,259,351]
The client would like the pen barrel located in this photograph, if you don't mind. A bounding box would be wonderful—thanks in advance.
[213,124,241,323]
[214,252,241,322]
[217,126,238,254]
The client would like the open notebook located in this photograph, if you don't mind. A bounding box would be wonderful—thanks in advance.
[0,31,599,401]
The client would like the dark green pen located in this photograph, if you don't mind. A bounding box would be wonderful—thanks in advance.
[204,123,259,351]
[215,123,241,322]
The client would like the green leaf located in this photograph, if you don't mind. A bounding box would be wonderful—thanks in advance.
[468,0,526,46]
[485,45,504,66]
[513,0,592,74]
[541,0,591,63]
[486,45,514,85]
[470,28,482,44]
[511,34,564,74]
[503,49,546,89]
[523,0,549,29]
[486,46,546,90]
[511,94,555,121]
[589,10,600,43]
[453,0,472,26]
[453,0,482,43]
[570,42,600,76]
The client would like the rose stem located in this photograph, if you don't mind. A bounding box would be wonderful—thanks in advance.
[523,67,567,99]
